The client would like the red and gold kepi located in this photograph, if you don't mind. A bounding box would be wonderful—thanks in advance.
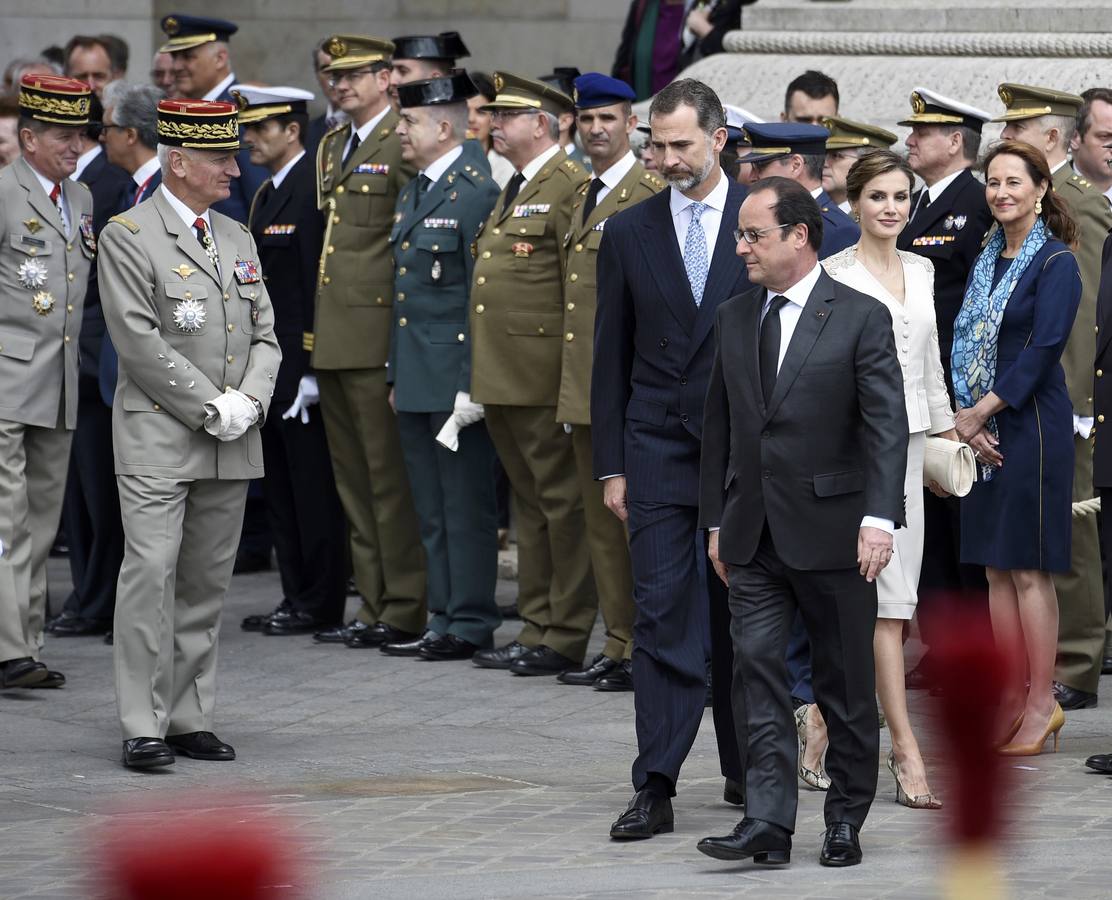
[18,74,91,126]
[157,99,240,150]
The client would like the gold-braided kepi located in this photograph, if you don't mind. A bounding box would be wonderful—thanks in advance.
[18,74,91,127]
[157,99,240,151]
[992,83,1084,122]
[823,116,897,151]
[159,14,239,54]
[321,35,395,72]
[898,86,991,133]
[480,71,573,117]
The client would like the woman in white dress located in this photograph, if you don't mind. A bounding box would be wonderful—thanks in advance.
[822,149,957,809]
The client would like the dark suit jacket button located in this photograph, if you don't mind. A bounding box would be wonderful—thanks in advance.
[762,430,770,439]
[680,413,689,422]
[659,338,669,348]
[762,470,771,479]
[679,376,687,385]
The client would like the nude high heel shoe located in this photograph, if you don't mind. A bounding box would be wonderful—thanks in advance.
[998,704,1065,756]
[887,751,942,809]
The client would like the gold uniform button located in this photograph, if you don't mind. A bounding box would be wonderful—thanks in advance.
[475,304,485,314]
[67,272,74,281]
[327,245,335,254]
[361,184,370,194]
[397,292,405,301]
[519,227,527,234]
[66,243,73,251]
[398,267,407,275]
[1101,415,1107,423]
[184,291,192,299]
[431,244,439,252]
[64,335,70,343]
[476,276,486,285]
[493,227,501,235]
[575,243,583,252]
[223,292,230,300]
[376,296,384,304]
[227,355,234,363]
[399,317,407,327]
[401,241,410,250]
[336,185,345,194]
[569,273,578,282]
[152,403,160,411]
[537,326,545,335]
[323,276,331,285]
[457,333,465,342]
[567,302,575,311]
[481,251,491,259]
[565,332,574,342]
[332,214,341,225]
[1099,370,1105,378]
[66,304,73,313]
[227,324,235,333]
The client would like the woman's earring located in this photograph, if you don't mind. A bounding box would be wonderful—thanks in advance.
[852,209,860,223]
[1035,197,1043,215]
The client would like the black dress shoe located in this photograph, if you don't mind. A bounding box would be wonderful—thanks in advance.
[510,645,578,676]
[26,670,66,689]
[473,641,530,669]
[380,633,434,656]
[314,620,366,644]
[609,789,674,840]
[419,634,481,661]
[595,659,633,692]
[165,731,236,761]
[1053,680,1097,710]
[346,621,419,648]
[243,600,291,632]
[1,657,47,688]
[1084,752,1112,774]
[45,609,78,633]
[697,817,791,864]
[723,777,745,806]
[123,737,175,769]
[497,599,521,620]
[820,822,862,867]
[49,616,111,637]
[265,610,329,636]
[557,652,618,686]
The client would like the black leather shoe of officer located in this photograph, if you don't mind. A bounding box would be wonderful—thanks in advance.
[510,645,578,676]
[723,777,745,806]
[243,600,291,632]
[347,621,419,648]
[557,652,618,685]
[51,616,112,637]
[820,822,862,867]
[265,610,328,636]
[473,641,530,669]
[609,789,674,840]
[314,620,366,644]
[697,817,791,864]
[122,737,175,769]
[1052,680,1097,711]
[380,632,434,656]
[419,634,481,661]
[1,657,48,688]
[165,731,236,761]
[26,670,66,689]
[595,659,633,691]
[1085,752,1112,774]
[45,609,78,634]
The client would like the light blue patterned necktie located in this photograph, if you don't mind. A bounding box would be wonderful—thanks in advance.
[684,201,709,306]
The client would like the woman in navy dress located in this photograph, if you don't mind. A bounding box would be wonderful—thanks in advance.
[952,141,1081,757]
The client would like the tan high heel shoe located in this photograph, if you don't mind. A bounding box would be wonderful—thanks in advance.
[998,703,1065,756]
[794,704,831,791]
[887,751,942,809]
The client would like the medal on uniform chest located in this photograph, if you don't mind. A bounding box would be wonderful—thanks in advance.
[23,218,42,234]
[172,298,207,332]
[171,263,197,280]
[233,257,261,284]
[79,213,96,253]
[17,258,48,289]
[251,301,260,326]
[430,258,442,281]
[31,291,55,315]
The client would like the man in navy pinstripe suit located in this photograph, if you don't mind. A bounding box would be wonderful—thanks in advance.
[592,79,748,840]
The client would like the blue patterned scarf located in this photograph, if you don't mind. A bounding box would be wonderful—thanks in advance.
[951,217,1048,481]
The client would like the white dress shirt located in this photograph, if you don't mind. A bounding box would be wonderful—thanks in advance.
[669,168,728,259]
[131,155,161,188]
[29,163,69,234]
[343,104,391,162]
[909,167,965,221]
[160,183,213,249]
[202,72,236,102]
[271,150,305,190]
[420,144,464,186]
[591,150,637,207]
[71,145,101,182]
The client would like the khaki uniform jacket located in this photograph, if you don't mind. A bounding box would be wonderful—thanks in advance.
[0,157,93,429]
[98,188,282,480]
[557,161,663,424]
[469,148,589,407]
[1055,163,1112,416]
[312,110,416,370]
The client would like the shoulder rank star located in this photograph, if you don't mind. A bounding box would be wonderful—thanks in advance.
[17,258,48,289]
[172,298,206,332]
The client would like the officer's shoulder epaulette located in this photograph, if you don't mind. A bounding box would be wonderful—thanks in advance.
[323,121,348,140]
[71,179,91,193]
[107,214,139,233]
[559,158,588,182]
[642,171,665,190]
[378,126,392,140]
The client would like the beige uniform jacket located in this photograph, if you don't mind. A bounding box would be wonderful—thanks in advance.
[470,149,589,407]
[557,161,662,424]
[312,111,415,370]
[97,188,281,480]
[0,157,93,429]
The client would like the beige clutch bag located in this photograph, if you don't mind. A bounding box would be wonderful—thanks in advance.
[923,436,977,497]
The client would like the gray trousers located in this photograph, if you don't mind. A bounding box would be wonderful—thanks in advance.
[114,475,248,739]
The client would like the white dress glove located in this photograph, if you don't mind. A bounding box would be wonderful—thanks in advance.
[282,374,320,424]
[203,388,259,441]
[435,392,485,452]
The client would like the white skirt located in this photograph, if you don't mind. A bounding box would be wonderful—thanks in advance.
[877,430,925,620]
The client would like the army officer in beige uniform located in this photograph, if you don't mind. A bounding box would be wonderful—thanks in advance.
[0,75,94,690]
[556,73,662,691]
[469,73,595,676]
[98,99,281,768]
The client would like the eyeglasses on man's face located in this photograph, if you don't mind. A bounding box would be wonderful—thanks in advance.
[328,69,375,89]
[733,223,791,244]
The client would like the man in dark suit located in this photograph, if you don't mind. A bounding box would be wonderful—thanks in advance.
[593,79,747,839]
[233,85,348,635]
[697,176,906,868]
[897,87,993,686]
[48,93,131,638]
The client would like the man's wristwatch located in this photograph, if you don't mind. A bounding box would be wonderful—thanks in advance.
[246,394,263,420]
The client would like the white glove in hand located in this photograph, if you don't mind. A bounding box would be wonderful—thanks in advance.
[203,388,258,441]
[282,375,320,424]
[452,391,484,427]
[435,415,462,452]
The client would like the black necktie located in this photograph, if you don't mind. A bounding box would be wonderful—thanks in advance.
[759,295,790,406]
[581,177,604,220]
[502,171,525,214]
[343,131,361,168]
[417,173,433,195]
[911,191,931,225]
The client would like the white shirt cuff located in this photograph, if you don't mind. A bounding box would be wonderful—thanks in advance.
[860,516,895,534]
[599,473,623,480]
[708,526,720,532]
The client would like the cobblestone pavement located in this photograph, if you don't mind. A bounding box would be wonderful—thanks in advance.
[2,561,1112,898]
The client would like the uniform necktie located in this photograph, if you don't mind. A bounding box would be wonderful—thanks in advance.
[910,191,931,225]
[417,173,434,195]
[759,294,790,406]
[581,177,605,220]
[502,171,525,214]
[343,131,361,168]
[194,217,219,269]
[49,182,63,220]
[683,201,709,306]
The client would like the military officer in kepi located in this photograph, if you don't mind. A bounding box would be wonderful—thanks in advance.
[0,74,95,690]
[382,72,503,661]
[98,99,281,769]
[232,85,349,637]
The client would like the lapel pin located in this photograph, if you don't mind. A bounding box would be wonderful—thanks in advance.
[816,310,826,318]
